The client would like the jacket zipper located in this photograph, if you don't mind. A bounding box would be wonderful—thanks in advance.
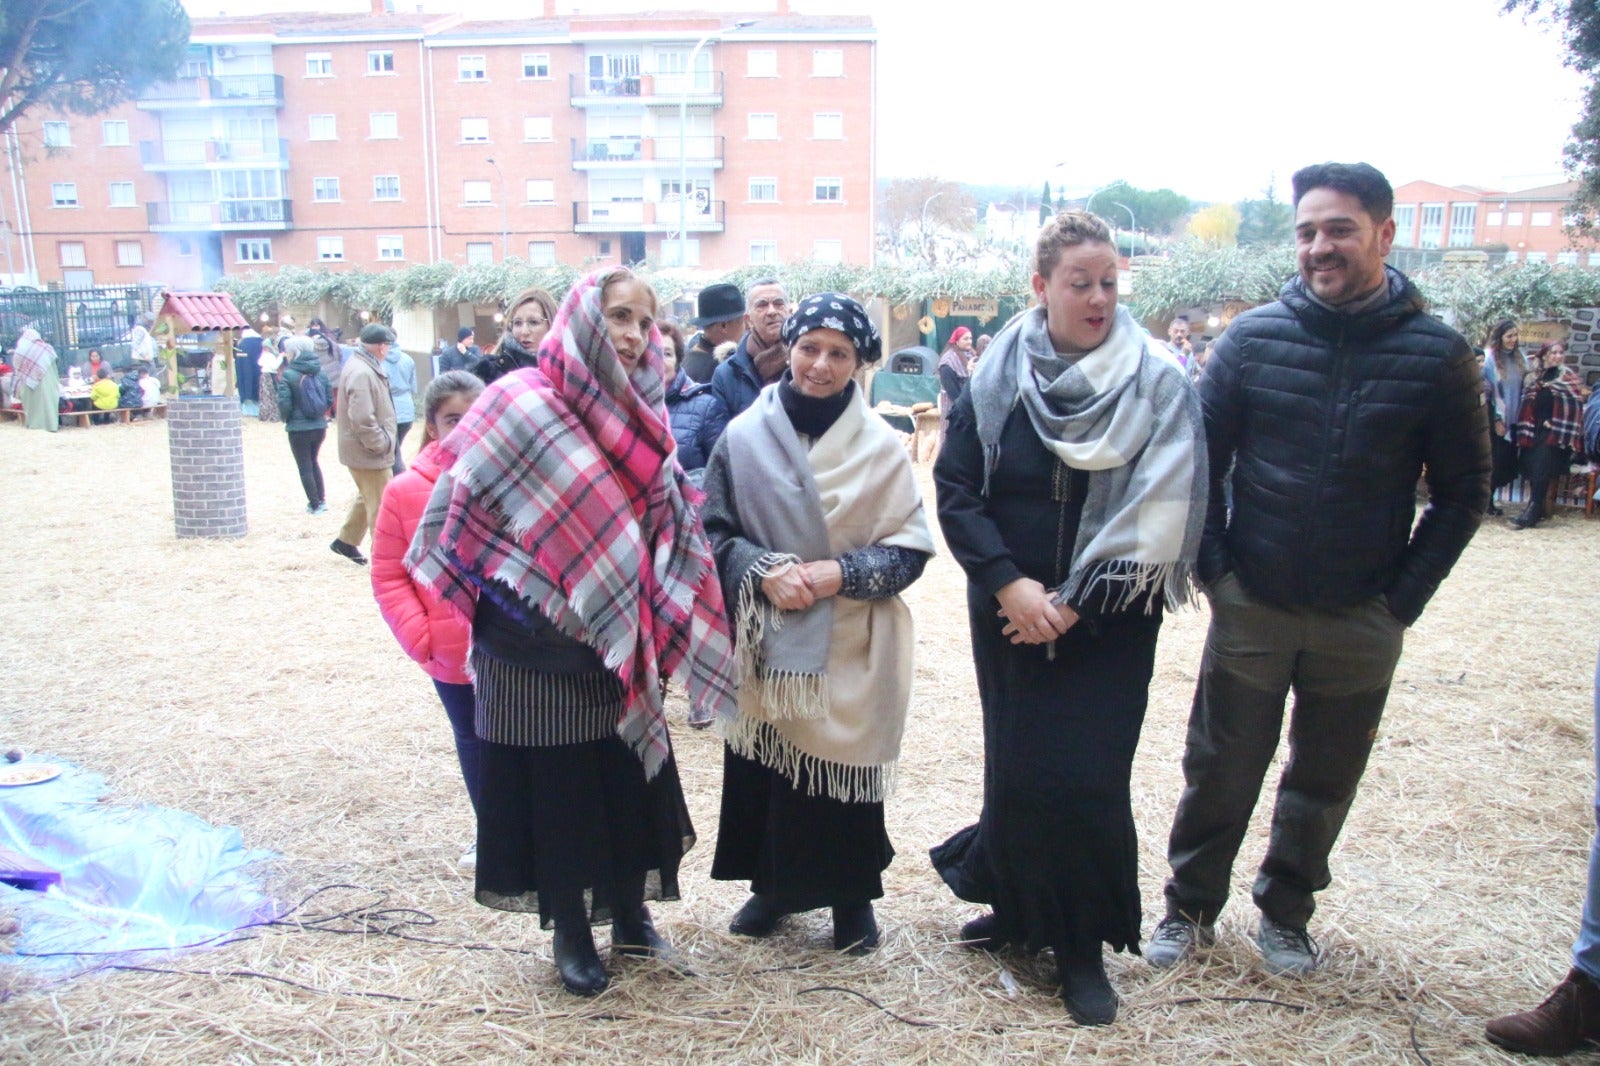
[1306,321,1348,602]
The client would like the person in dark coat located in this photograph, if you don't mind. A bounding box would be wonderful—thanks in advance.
[236,327,264,410]
[1148,162,1490,981]
[931,212,1206,1026]
[441,326,481,373]
[659,321,718,478]
[277,336,333,514]
[683,282,744,384]
[707,278,791,434]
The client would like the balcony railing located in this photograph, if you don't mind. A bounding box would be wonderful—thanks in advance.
[572,198,724,233]
[570,135,725,166]
[146,198,293,231]
[140,137,289,167]
[138,74,286,108]
[567,71,723,106]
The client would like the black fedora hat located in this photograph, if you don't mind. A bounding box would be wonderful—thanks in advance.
[692,282,745,327]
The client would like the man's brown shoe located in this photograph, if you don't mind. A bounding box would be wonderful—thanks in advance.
[1486,968,1600,1056]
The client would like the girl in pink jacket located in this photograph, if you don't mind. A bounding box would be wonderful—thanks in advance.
[371,370,486,868]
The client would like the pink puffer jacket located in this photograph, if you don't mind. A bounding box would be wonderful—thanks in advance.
[371,440,470,683]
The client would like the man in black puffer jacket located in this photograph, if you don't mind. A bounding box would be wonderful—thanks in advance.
[1147,162,1490,979]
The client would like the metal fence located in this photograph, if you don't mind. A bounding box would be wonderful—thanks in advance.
[0,285,165,365]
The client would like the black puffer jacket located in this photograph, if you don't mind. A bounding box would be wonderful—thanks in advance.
[1199,268,1489,626]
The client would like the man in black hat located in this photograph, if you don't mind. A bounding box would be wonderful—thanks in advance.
[683,282,744,384]
[440,326,480,374]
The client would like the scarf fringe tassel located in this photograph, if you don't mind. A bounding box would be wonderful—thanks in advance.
[1058,558,1199,614]
[719,716,896,804]
[732,553,830,721]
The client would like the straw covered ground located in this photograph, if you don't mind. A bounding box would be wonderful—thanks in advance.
[1,415,1598,1065]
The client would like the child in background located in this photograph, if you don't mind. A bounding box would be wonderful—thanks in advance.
[89,367,119,424]
[139,368,162,409]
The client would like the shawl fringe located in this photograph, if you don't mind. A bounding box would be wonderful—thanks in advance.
[731,552,829,722]
[1058,558,1199,615]
[719,716,897,804]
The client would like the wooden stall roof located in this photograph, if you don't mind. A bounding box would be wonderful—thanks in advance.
[157,292,249,332]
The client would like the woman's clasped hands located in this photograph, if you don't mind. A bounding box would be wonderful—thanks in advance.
[996,577,1080,645]
[760,559,844,611]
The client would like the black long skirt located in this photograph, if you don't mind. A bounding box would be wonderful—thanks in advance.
[711,746,893,913]
[474,735,695,929]
[930,584,1162,956]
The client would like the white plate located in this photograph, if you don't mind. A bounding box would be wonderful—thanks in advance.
[0,763,62,787]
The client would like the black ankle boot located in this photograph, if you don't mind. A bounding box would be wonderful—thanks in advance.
[832,901,880,955]
[552,920,608,996]
[959,912,1014,953]
[1512,500,1542,529]
[612,904,676,963]
[729,893,787,937]
[1058,946,1117,1026]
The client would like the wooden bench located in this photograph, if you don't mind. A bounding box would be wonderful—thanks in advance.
[0,407,23,424]
[59,405,166,428]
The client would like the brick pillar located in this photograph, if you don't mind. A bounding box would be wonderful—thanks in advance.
[167,395,248,539]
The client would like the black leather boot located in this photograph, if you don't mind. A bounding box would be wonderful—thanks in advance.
[1512,499,1542,529]
[729,893,788,937]
[612,903,678,964]
[1058,945,1117,1026]
[832,901,880,955]
[550,892,608,996]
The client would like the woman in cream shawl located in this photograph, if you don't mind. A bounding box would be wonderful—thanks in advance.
[700,291,935,956]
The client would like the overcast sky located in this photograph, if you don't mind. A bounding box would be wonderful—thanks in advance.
[191,0,1584,202]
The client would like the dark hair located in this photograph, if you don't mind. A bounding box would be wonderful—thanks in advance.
[423,370,485,428]
[95,366,109,379]
[1535,341,1567,365]
[657,320,686,364]
[1487,318,1518,352]
[1290,162,1394,222]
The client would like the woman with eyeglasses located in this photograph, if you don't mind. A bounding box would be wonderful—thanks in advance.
[474,288,558,384]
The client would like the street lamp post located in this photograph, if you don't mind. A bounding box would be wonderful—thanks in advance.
[486,157,507,261]
[919,191,944,266]
[677,19,756,268]
[1110,201,1136,254]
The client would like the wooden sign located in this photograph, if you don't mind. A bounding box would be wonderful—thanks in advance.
[951,297,1000,319]
[1519,322,1569,345]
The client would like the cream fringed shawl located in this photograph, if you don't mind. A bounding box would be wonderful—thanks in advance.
[716,385,934,803]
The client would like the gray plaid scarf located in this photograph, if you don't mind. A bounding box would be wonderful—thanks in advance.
[969,305,1206,611]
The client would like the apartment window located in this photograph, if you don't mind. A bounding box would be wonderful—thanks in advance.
[812,239,843,264]
[101,120,129,146]
[466,242,494,265]
[523,116,553,142]
[1533,211,1554,226]
[461,117,490,144]
[1507,211,1524,226]
[1558,251,1580,265]
[109,181,136,207]
[748,113,778,140]
[59,242,87,267]
[1392,204,1416,248]
[748,177,777,203]
[525,179,554,205]
[522,52,550,79]
[1448,203,1476,247]
[370,112,398,140]
[812,49,844,77]
[373,175,400,201]
[527,240,556,266]
[458,55,487,81]
[309,114,336,140]
[115,241,143,267]
[661,239,700,267]
[377,236,404,261]
[317,236,345,261]
[464,180,492,205]
[1486,211,1504,227]
[813,112,843,140]
[748,50,777,77]
[1527,251,1549,264]
[237,239,272,262]
[367,50,394,75]
[306,52,332,77]
[749,240,778,265]
[312,176,341,202]
[1418,203,1444,248]
[813,177,842,202]
[43,121,70,148]
[51,182,78,207]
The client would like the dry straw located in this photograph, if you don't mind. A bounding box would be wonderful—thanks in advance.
[0,416,1594,1063]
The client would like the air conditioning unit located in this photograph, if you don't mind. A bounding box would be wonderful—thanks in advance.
[215,46,237,60]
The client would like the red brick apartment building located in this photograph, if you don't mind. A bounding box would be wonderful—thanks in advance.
[0,3,875,288]
[1391,179,1599,264]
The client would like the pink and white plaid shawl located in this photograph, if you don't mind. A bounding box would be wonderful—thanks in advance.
[406,270,736,778]
[13,328,57,390]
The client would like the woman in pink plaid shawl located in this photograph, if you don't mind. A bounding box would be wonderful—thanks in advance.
[406,267,737,997]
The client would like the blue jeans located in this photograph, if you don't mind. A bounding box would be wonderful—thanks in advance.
[433,680,482,819]
[1573,646,1600,981]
